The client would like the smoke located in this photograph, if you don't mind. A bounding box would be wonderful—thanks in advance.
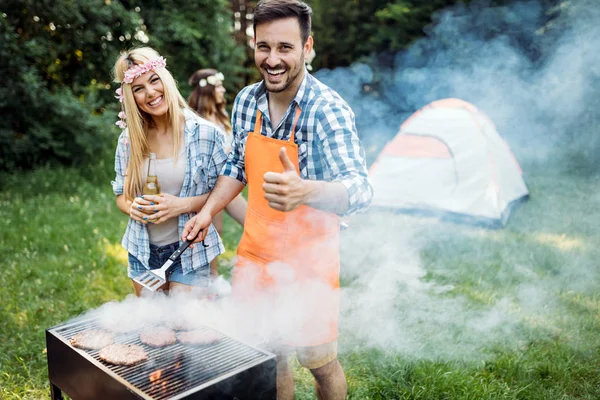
[315,63,403,165]
[336,206,600,361]
[311,0,600,360]
[315,0,600,169]
[338,214,522,360]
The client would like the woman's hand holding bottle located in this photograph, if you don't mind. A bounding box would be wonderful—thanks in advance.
[138,193,185,224]
[129,196,159,224]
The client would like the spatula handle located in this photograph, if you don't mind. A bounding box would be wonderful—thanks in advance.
[169,240,192,262]
[168,237,208,262]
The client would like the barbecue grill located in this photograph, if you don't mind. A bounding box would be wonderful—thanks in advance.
[46,318,276,399]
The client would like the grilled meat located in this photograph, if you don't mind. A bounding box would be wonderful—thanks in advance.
[70,330,114,350]
[139,327,177,347]
[98,344,148,366]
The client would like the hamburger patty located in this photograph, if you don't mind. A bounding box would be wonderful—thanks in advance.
[139,327,177,347]
[177,330,222,346]
[98,344,148,366]
[70,329,114,350]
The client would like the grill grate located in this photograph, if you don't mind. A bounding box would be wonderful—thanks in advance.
[50,318,273,400]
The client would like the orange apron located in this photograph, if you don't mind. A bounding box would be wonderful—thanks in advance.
[233,107,341,347]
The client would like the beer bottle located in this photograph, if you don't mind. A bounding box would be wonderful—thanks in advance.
[143,153,161,195]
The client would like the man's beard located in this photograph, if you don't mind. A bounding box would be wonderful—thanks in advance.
[262,57,304,93]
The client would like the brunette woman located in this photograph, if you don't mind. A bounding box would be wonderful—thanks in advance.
[188,69,247,279]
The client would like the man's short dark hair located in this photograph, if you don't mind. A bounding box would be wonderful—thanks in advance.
[253,0,312,44]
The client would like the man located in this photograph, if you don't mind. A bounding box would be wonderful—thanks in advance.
[182,0,373,398]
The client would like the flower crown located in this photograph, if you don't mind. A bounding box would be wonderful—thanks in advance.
[199,72,224,87]
[114,56,168,130]
[123,56,166,84]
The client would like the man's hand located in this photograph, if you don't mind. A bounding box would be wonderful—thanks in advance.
[263,147,308,212]
[182,210,212,245]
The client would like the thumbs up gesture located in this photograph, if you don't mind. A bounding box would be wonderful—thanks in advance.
[263,147,307,212]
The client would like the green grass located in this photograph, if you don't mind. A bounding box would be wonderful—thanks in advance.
[0,165,599,399]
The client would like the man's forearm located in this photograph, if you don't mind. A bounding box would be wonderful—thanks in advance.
[204,175,246,217]
[302,180,349,215]
[178,193,209,214]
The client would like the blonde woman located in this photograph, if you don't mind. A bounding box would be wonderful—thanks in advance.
[111,47,227,296]
[188,69,247,279]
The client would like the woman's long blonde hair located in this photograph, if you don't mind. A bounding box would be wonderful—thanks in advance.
[113,47,189,201]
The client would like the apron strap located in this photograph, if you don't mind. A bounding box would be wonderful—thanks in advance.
[253,111,263,136]
[289,106,302,143]
[254,106,302,143]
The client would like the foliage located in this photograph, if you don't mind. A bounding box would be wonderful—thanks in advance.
[308,0,470,69]
[0,0,142,172]
[1,0,143,93]
[123,0,247,101]
[0,0,245,173]
[308,0,563,70]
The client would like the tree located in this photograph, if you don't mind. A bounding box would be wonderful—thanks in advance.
[124,0,247,100]
[0,0,144,171]
[0,0,246,172]
[308,0,562,70]
[308,0,468,69]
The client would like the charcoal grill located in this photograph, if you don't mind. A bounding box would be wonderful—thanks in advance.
[46,318,276,399]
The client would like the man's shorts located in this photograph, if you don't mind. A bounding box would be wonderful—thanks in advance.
[128,242,209,287]
[279,341,338,370]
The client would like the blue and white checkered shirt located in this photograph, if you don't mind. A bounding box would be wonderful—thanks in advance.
[222,71,373,216]
[112,109,226,275]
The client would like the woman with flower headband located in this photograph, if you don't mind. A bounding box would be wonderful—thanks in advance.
[111,47,227,296]
[187,69,247,280]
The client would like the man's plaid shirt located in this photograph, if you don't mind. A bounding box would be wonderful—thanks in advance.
[222,71,373,216]
[112,109,226,276]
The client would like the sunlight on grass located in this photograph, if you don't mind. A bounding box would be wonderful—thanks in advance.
[103,238,128,265]
[532,233,585,251]
[459,286,499,305]
[468,229,584,253]
[561,292,600,324]
[521,314,566,337]
[12,310,29,329]
[571,295,600,313]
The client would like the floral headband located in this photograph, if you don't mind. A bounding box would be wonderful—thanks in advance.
[114,56,168,129]
[198,72,224,87]
[124,56,166,84]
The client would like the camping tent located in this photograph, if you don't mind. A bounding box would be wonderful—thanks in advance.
[369,98,529,227]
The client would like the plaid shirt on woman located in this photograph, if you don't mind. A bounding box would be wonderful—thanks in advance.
[222,71,373,216]
[111,109,226,275]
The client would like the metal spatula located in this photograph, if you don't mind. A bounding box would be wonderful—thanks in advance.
[134,239,208,291]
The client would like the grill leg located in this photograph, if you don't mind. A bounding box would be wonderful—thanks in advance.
[50,383,63,400]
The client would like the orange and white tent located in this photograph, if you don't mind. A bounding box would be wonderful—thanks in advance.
[369,98,528,227]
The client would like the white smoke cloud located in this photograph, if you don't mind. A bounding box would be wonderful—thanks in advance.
[337,213,523,360]
[316,0,600,168]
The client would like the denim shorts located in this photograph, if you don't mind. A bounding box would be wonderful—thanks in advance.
[128,242,209,287]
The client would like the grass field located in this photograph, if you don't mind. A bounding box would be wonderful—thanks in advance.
[0,164,598,399]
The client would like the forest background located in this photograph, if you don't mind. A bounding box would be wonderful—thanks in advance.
[3,0,596,176]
